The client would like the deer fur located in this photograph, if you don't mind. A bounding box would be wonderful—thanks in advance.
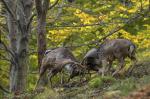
[37,47,85,87]
[97,39,137,76]
[82,39,137,76]
[81,48,101,72]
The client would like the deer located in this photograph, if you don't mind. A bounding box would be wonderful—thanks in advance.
[37,47,85,87]
[98,38,137,76]
[81,48,102,73]
[82,39,137,76]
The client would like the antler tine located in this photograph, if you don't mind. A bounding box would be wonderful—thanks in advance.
[73,62,86,69]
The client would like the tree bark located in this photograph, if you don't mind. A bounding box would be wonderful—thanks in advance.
[35,0,50,85]
[5,0,33,94]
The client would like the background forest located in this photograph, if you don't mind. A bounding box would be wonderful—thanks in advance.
[0,0,150,98]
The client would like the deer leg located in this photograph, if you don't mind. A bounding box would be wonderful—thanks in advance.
[48,69,59,88]
[35,66,48,89]
[67,70,75,83]
[128,56,137,75]
[60,70,64,85]
[112,57,125,76]
[47,70,53,88]
[101,59,107,77]
[67,78,71,83]
[106,61,113,74]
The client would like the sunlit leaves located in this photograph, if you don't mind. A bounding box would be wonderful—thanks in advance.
[74,9,97,24]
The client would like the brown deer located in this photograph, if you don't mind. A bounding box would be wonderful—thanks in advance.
[37,47,85,87]
[82,39,137,76]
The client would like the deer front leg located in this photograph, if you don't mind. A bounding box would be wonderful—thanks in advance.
[67,74,73,83]
[112,57,125,76]
[105,60,113,75]
[47,70,53,88]
[101,59,107,77]
[60,70,65,85]
[127,56,137,75]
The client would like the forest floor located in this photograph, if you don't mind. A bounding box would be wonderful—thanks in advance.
[32,52,150,99]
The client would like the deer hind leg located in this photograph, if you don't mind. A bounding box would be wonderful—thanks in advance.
[47,69,59,88]
[112,57,125,76]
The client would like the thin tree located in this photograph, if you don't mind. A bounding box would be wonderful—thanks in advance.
[35,0,59,85]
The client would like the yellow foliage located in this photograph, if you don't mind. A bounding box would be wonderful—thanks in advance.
[74,9,97,24]
[99,15,107,20]
[119,6,127,11]
[31,55,37,59]
[128,9,136,13]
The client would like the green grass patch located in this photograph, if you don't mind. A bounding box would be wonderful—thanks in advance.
[88,76,116,89]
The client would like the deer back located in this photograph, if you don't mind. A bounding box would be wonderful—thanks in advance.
[97,39,136,61]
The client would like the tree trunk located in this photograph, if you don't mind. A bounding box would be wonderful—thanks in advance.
[37,17,47,71]
[6,0,17,92]
[6,0,33,94]
[35,0,50,86]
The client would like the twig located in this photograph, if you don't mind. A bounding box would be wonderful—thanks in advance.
[46,22,104,28]
[49,0,59,10]
[27,13,36,32]
[1,0,16,19]
[50,0,64,23]
[0,84,10,93]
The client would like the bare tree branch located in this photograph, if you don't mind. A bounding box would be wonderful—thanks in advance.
[1,0,25,35]
[27,13,36,31]
[49,0,59,10]
[52,0,64,23]
[47,22,104,28]
[1,0,16,19]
